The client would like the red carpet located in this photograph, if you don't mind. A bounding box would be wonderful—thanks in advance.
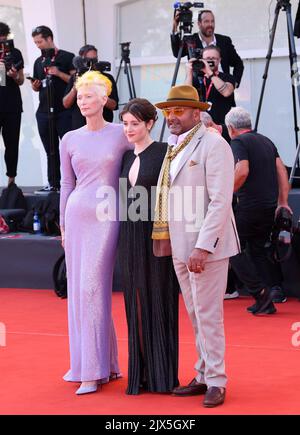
[0,289,299,415]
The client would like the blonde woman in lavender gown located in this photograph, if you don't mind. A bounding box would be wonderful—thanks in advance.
[59,71,131,395]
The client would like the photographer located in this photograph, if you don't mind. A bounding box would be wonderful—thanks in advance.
[185,46,235,132]
[0,22,24,186]
[63,45,119,129]
[31,26,75,193]
[225,107,292,314]
[171,9,244,88]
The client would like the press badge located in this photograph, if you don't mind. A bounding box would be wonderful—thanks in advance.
[42,79,47,88]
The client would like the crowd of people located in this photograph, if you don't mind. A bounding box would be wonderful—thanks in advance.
[0,9,295,408]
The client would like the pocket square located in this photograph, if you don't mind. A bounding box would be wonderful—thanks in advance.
[189,160,198,167]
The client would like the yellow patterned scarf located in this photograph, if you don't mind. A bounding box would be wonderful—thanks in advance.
[152,123,202,240]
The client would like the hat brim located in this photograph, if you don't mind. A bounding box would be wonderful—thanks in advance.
[155,100,211,111]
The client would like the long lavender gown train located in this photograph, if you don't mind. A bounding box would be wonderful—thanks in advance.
[59,124,131,382]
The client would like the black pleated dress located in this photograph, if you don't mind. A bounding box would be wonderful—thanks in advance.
[118,141,179,395]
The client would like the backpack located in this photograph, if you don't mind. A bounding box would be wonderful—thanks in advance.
[0,183,27,210]
[20,193,60,236]
[53,254,67,298]
[42,192,61,236]
[0,215,9,234]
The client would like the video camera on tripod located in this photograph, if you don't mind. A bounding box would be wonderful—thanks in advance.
[0,39,23,71]
[120,42,131,63]
[116,41,136,100]
[72,55,111,76]
[174,2,204,34]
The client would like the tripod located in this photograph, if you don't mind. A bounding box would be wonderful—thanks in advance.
[159,25,197,141]
[116,43,137,101]
[255,0,300,184]
[45,74,59,190]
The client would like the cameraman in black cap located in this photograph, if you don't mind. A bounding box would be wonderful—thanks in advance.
[31,25,75,193]
[63,45,119,130]
[0,22,24,186]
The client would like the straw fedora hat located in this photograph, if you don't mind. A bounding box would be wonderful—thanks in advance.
[155,85,210,111]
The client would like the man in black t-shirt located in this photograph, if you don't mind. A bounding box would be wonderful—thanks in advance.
[0,22,24,186]
[185,45,235,141]
[31,26,75,193]
[63,44,119,130]
[225,107,292,314]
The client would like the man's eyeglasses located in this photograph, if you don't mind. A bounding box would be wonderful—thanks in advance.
[162,107,188,118]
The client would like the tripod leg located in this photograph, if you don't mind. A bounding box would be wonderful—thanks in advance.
[159,43,185,141]
[124,62,134,100]
[289,143,300,184]
[46,78,57,189]
[286,3,300,165]
[127,61,137,99]
[116,60,123,84]
[255,3,281,131]
[288,36,300,155]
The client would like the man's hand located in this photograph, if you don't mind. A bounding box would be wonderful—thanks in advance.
[31,79,41,92]
[172,10,180,32]
[7,66,18,80]
[275,204,293,217]
[47,66,61,77]
[188,249,209,274]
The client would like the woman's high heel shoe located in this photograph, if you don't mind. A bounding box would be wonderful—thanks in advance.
[76,381,99,395]
[109,372,123,381]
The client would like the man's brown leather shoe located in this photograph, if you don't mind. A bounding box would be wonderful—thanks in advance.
[172,378,207,396]
[203,387,226,407]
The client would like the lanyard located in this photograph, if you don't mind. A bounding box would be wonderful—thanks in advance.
[204,77,213,101]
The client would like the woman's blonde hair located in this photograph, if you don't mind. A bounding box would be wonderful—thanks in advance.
[75,70,112,96]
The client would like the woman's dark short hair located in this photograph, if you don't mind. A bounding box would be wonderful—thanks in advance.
[79,45,98,56]
[120,98,158,124]
[32,25,53,40]
[0,22,10,37]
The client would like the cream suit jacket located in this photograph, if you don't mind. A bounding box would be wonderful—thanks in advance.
[155,124,240,263]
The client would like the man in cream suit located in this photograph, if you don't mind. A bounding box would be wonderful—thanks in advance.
[152,85,240,408]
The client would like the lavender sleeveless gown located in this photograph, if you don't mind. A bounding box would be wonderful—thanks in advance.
[59,124,131,382]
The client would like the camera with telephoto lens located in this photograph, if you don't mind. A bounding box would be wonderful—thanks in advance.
[72,56,111,76]
[189,47,215,76]
[41,48,56,69]
[266,207,294,263]
[174,2,204,34]
[274,207,293,244]
[0,39,22,71]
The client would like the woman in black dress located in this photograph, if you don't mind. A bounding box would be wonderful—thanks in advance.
[119,99,179,395]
